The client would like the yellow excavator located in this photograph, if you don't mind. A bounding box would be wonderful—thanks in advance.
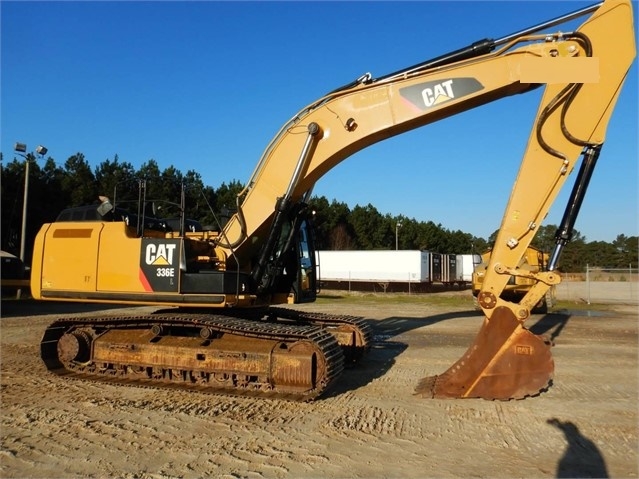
[472,246,555,314]
[31,0,635,401]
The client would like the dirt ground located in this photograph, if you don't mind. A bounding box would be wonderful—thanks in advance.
[1,290,637,479]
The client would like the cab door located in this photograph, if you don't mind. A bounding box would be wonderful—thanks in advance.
[293,219,317,303]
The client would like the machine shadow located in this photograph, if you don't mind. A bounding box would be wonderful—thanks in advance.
[528,311,572,344]
[325,310,480,398]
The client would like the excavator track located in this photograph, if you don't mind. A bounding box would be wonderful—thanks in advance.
[40,311,347,401]
[156,306,374,364]
[267,307,373,364]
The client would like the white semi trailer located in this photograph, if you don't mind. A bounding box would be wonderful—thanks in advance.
[317,250,480,291]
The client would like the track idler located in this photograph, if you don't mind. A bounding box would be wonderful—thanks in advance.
[415,306,554,400]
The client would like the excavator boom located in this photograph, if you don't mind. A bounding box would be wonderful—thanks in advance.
[222,0,635,272]
[217,0,635,399]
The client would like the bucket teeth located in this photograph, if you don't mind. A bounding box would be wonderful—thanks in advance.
[414,375,438,399]
[415,306,554,400]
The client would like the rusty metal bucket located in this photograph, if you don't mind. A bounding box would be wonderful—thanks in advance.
[415,306,554,400]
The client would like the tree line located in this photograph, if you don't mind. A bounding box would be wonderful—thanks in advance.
[1,152,637,271]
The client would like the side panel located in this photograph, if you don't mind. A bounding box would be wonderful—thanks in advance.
[96,223,149,293]
[40,223,103,292]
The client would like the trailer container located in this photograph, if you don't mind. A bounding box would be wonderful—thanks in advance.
[318,250,430,283]
[317,250,478,292]
[456,254,482,283]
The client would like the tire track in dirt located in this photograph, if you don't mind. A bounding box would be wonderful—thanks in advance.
[324,405,411,437]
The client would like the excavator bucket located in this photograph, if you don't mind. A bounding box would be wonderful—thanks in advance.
[415,306,554,400]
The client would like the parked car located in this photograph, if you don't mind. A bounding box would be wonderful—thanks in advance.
[1,250,29,296]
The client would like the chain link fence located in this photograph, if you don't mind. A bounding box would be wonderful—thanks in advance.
[556,265,638,305]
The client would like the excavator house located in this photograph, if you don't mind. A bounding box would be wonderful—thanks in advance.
[31,0,635,401]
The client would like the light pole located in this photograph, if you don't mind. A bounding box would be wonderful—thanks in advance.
[14,142,48,297]
[395,221,402,250]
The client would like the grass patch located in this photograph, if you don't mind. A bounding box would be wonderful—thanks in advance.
[316,291,475,308]
[315,291,620,313]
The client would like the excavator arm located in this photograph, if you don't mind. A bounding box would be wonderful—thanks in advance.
[218,0,635,399]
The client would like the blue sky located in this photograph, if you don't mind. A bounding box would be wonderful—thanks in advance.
[2,1,637,243]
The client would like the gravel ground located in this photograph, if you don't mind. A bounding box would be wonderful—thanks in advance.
[0,286,637,479]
